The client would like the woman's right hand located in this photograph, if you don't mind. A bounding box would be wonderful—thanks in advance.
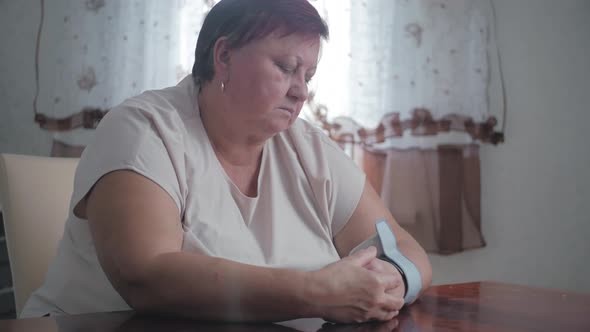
[304,246,404,323]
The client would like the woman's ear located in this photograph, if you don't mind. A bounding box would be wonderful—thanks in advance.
[212,37,231,78]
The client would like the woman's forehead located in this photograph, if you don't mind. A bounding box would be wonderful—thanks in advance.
[249,32,321,57]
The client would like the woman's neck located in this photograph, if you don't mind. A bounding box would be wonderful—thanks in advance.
[197,83,264,167]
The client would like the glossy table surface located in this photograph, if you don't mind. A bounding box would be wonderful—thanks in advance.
[1,282,589,331]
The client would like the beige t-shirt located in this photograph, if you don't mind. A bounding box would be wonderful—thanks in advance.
[21,76,365,317]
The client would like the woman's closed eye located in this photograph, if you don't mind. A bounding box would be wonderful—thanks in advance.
[276,62,296,75]
[276,61,314,84]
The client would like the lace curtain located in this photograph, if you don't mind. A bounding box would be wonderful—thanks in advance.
[307,0,504,253]
[34,0,216,153]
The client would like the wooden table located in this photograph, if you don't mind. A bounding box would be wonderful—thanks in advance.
[1,282,589,331]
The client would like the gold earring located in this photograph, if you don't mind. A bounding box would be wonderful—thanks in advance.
[221,81,225,93]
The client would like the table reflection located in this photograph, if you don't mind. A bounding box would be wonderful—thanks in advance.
[4,282,588,332]
[53,311,404,332]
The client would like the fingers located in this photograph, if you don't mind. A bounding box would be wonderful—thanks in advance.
[379,292,404,312]
[345,246,377,267]
[379,309,400,322]
[374,270,402,291]
[364,258,382,272]
[374,275,405,314]
[366,260,405,300]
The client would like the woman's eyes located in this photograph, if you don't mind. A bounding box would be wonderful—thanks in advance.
[276,62,296,74]
[276,62,313,83]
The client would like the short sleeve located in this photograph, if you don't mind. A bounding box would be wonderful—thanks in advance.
[290,120,366,237]
[317,134,366,235]
[71,102,186,217]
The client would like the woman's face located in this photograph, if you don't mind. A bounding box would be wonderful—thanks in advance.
[221,32,321,139]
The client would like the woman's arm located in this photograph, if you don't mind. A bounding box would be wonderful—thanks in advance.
[84,170,400,322]
[333,180,433,297]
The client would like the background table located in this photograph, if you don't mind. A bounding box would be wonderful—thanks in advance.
[1,281,589,331]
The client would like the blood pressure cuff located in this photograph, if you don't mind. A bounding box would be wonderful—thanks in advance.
[349,220,422,305]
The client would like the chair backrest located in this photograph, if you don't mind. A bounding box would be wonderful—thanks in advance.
[0,153,79,315]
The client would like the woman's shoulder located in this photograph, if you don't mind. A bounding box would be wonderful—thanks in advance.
[96,77,198,142]
[104,76,196,126]
[73,82,196,221]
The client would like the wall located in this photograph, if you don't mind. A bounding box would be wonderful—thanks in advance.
[0,0,52,155]
[1,0,590,293]
[429,0,590,293]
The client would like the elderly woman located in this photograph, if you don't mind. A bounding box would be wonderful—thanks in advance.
[22,0,432,323]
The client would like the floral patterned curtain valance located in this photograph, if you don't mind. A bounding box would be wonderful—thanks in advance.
[33,0,216,146]
[306,0,504,148]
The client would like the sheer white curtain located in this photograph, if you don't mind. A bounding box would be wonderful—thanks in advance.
[307,0,500,253]
[36,0,215,147]
[307,0,500,148]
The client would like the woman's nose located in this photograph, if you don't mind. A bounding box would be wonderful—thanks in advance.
[288,76,309,102]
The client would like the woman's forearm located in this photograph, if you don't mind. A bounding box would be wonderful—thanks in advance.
[398,239,432,294]
[127,251,314,322]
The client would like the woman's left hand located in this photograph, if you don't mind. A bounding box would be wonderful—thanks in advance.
[364,258,406,303]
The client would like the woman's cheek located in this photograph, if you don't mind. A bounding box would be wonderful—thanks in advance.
[260,80,286,103]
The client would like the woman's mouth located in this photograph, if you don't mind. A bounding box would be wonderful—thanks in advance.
[278,107,295,115]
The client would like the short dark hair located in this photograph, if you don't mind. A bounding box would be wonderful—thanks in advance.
[192,0,329,86]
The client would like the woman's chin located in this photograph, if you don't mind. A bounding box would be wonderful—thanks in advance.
[265,118,294,135]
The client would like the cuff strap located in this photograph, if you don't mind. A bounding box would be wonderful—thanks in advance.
[349,220,423,305]
[375,220,422,304]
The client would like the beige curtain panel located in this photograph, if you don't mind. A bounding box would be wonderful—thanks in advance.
[361,145,486,254]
